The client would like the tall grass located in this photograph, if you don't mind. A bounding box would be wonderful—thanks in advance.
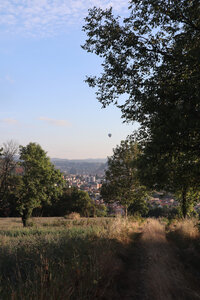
[140,219,200,300]
[168,218,199,239]
[167,218,200,285]
[0,217,138,300]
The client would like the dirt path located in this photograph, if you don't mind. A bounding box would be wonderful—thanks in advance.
[108,219,200,300]
[140,219,200,300]
[114,232,146,300]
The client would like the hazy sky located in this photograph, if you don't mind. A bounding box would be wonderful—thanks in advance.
[0,0,137,159]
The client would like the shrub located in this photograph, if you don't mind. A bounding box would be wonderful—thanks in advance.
[65,212,81,220]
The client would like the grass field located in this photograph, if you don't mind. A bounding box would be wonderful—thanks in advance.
[0,217,200,300]
[0,217,141,300]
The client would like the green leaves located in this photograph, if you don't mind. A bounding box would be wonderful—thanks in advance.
[18,143,65,225]
[101,138,149,215]
[83,0,200,123]
[58,187,94,217]
[83,1,200,218]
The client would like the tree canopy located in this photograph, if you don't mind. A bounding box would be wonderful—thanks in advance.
[57,187,94,217]
[83,1,200,217]
[18,143,65,226]
[101,139,149,217]
[0,141,18,214]
[82,1,200,126]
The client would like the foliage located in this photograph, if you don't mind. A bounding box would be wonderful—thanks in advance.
[82,1,200,126]
[101,138,149,217]
[94,203,108,217]
[83,1,200,217]
[147,206,179,219]
[0,175,22,217]
[17,143,65,226]
[0,141,18,212]
[175,188,200,218]
[56,187,94,217]
[128,187,149,217]
[138,149,200,217]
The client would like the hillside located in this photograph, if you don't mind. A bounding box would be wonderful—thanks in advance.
[51,158,107,175]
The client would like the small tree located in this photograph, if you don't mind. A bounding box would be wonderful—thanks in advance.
[101,138,149,217]
[128,186,149,217]
[58,187,94,217]
[0,141,18,211]
[94,203,107,217]
[18,143,65,226]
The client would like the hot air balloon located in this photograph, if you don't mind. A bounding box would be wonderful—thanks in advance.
[108,133,112,138]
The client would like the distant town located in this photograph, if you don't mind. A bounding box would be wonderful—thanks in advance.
[15,157,200,215]
[55,158,200,215]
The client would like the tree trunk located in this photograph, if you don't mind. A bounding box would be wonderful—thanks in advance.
[22,208,32,227]
[182,188,187,218]
[125,206,128,218]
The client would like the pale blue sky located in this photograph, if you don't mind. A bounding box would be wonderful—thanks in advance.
[0,0,137,159]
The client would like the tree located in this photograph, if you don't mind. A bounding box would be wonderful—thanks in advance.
[57,187,94,217]
[94,203,108,217]
[0,141,18,212]
[128,187,149,217]
[138,147,200,218]
[83,1,200,217]
[82,1,199,124]
[101,139,149,217]
[17,143,65,226]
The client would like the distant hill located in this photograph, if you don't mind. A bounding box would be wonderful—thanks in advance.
[51,158,107,163]
[51,158,107,175]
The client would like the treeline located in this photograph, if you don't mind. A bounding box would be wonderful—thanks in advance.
[0,138,198,226]
[0,142,107,226]
[1,1,200,224]
[0,184,106,219]
[100,137,198,220]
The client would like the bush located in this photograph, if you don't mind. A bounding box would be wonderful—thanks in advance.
[147,206,179,219]
[65,212,81,220]
[95,204,108,217]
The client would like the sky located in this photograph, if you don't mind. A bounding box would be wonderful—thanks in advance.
[0,0,138,159]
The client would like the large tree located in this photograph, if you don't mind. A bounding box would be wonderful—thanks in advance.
[18,143,65,226]
[101,139,148,217]
[83,1,200,217]
[82,1,200,124]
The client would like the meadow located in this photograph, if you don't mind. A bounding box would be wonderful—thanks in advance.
[0,217,200,300]
[0,217,140,300]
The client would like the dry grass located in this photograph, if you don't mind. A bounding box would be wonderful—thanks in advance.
[168,218,199,240]
[106,217,141,243]
[0,217,24,229]
[0,217,139,300]
[167,217,200,299]
[64,212,81,219]
[2,217,199,299]
[0,217,66,229]
[141,218,166,243]
[140,219,200,300]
